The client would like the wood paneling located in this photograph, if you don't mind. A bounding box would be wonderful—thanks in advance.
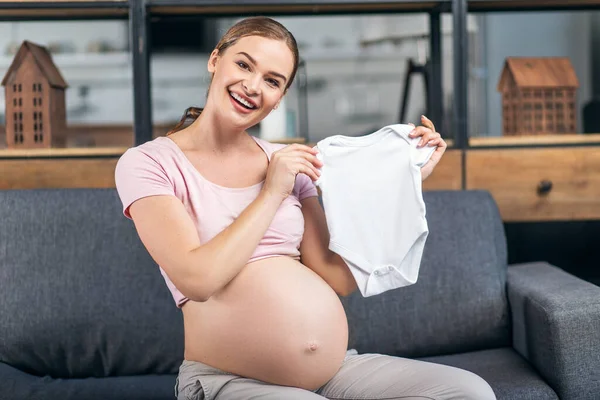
[1,158,119,189]
[467,147,600,222]
[0,147,125,158]
[423,149,462,191]
[470,133,600,146]
[0,148,463,192]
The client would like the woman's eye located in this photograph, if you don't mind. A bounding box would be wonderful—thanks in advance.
[267,79,280,87]
[236,61,249,70]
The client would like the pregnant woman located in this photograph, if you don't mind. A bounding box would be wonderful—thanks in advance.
[115,16,496,400]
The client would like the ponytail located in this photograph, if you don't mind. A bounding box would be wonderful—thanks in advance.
[166,106,203,135]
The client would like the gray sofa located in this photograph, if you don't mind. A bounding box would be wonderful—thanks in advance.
[0,188,598,400]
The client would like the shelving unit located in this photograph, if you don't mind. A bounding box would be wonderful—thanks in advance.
[147,0,452,16]
[0,1,129,20]
[461,0,600,223]
[0,0,456,150]
[467,0,600,12]
[1,0,600,222]
[133,0,454,146]
[136,0,452,143]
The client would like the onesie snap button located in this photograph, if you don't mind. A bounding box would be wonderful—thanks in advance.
[388,265,394,271]
[374,270,381,276]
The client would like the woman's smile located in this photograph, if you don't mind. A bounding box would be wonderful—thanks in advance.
[229,89,258,114]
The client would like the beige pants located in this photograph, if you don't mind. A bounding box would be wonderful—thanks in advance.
[175,352,496,400]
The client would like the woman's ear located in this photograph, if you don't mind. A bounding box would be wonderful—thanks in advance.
[207,49,220,73]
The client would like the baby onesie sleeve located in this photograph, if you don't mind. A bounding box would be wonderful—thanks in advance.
[392,124,436,168]
[114,147,175,219]
[409,138,437,167]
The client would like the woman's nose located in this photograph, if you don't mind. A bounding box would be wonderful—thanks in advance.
[243,76,261,94]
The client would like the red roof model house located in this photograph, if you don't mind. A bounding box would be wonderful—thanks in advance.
[2,40,68,148]
[498,57,579,136]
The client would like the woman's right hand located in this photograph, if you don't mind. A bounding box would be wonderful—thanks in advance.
[263,144,322,200]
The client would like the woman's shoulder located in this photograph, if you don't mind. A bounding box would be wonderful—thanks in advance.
[114,137,179,218]
[115,136,183,188]
[123,135,173,156]
[118,136,178,167]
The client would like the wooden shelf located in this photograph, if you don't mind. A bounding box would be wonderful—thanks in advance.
[148,0,450,16]
[468,0,600,12]
[470,133,600,147]
[0,146,127,159]
[0,133,306,159]
[0,1,129,20]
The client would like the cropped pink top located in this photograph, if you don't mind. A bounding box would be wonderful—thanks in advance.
[114,135,318,307]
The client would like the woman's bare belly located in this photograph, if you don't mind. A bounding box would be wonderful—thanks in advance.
[182,256,349,391]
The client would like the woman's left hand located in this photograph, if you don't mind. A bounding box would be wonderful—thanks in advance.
[408,115,447,181]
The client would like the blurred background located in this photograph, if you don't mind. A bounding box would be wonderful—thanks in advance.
[1,11,594,147]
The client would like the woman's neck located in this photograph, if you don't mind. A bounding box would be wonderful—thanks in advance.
[186,106,247,152]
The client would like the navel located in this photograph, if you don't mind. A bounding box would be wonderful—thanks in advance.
[305,340,319,353]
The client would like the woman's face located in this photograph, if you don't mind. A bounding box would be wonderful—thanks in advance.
[206,35,294,130]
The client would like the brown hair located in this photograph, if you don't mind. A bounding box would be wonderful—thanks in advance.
[167,16,299,135]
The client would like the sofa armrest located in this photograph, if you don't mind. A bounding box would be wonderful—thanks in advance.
[507,262,600,400]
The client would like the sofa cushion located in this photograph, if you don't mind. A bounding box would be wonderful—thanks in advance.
[341,190,511,358]
[1,362,176,400]
[0,189,184,379]
[420,348,559,400]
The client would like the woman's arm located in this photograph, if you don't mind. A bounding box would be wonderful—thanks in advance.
[129,144,322,303]
[299,196,358,297]
[130,190,283,302]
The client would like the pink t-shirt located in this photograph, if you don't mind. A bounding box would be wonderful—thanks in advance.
[114,135,318,307]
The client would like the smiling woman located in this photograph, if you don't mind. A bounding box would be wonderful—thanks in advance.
[114,16,495,400]
[166,19,298,136]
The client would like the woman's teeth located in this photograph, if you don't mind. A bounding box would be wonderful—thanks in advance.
[230,92,255,109]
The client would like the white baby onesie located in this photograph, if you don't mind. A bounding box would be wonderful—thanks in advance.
[314,124,436,297]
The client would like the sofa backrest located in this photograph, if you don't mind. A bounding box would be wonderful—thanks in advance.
[341,190,511,358]
[0,188,510,378]
[0,189,184,378]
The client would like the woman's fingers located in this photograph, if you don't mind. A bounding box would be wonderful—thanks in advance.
[421,115,436,133]
[407,123,446,149]
[409,116,439,141]
[281,143,319,156]
[418,131,441,147]
[286,149,323,168]
[408,125,430,138]
[297,158,321,181]
[425,136,447,146]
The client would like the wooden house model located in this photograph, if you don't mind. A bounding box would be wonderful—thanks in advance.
[2,40,68,148]
[497,57,579,136]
